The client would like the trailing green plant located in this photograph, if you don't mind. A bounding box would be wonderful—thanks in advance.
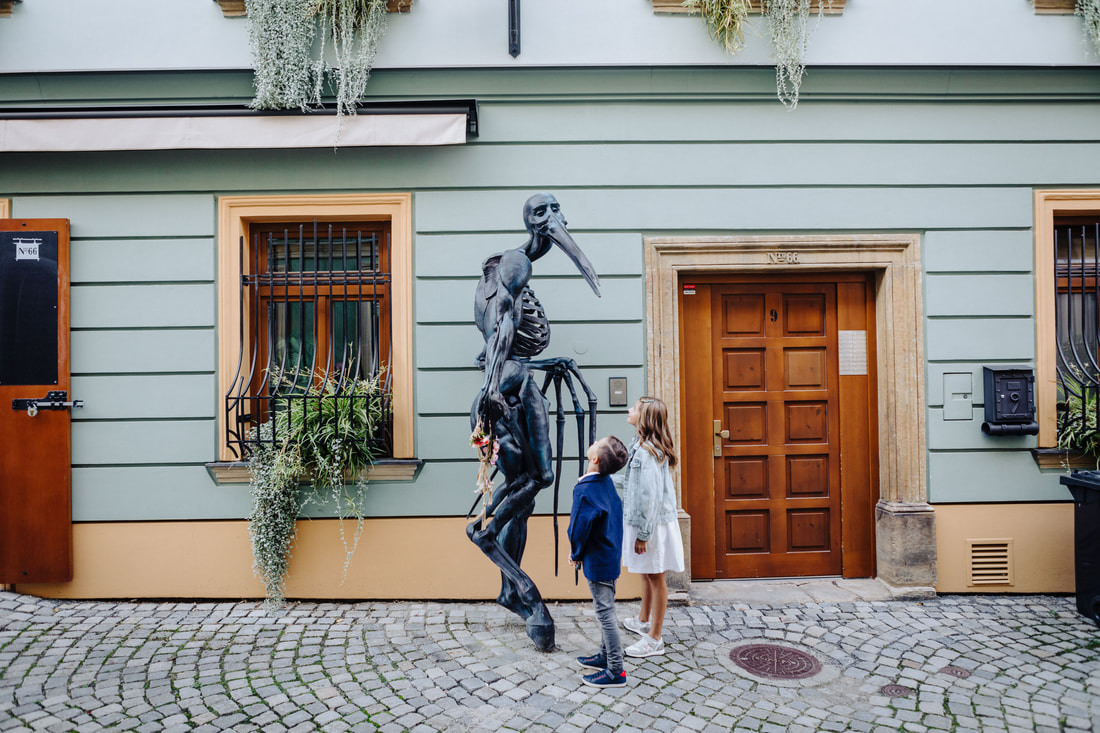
[763,0,822,110]
[245,0,388,120]
[1057,368,1100,462]
[247,371,390,606]
[683,0,752,54]
[1078,0,1100,58]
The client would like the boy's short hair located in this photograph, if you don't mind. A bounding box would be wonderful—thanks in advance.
[594,435,629,476]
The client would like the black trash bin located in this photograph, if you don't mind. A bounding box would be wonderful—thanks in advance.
[1060,470,1100,626]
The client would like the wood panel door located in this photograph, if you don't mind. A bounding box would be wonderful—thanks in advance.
[680,275,877,580]
[0,219,73,583]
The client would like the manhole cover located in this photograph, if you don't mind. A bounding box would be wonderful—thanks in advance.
[880,684,914,697]
[729,643,822,680]
[939,666,970,679]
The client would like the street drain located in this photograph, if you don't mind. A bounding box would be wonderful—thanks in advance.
[729,643,822,680]
[939,666,971,679]
[880,684,914,697]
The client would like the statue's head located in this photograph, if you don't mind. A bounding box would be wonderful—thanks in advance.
[522,193,600,297]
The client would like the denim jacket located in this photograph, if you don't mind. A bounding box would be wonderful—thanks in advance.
[614,438,677,542]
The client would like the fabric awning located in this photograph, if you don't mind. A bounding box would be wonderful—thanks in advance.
[0,111,469,151]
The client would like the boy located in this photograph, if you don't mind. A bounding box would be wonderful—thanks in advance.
[568,435,630,688]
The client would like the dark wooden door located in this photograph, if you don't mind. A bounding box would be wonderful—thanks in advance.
[0,219,73,583]
[712,283,841,577]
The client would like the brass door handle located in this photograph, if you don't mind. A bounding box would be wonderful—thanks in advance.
[713,420,729,457]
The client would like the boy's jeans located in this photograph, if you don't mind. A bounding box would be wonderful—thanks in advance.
[587,579,623,674]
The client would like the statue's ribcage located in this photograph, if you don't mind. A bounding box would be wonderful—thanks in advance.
[513,286,550,358]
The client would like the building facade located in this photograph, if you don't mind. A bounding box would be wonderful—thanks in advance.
[0,0,1097,600]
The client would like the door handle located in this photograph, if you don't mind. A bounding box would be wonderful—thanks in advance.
[12,390,84,417]
[713,419,729,457]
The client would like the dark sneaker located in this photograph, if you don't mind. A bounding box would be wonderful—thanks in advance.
[576,652,607,670]
[582,668,627,688]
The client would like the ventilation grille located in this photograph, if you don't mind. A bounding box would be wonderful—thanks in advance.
[967,539,1014,586]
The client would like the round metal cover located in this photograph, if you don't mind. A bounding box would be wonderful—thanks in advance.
[728,643,822,680]
[880,684,914,697]
[940,666,971,679]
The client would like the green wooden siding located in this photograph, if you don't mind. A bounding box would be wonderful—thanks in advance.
[2,67,1091,519]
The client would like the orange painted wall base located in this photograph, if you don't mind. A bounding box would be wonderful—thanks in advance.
[16,517,644,601]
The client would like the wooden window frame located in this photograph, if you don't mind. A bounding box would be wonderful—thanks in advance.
[1034,190,1100,450]
[217,194,413,463]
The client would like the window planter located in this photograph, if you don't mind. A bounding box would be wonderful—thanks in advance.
[214,0,412,18]
[651,0,844,15]
[1033,0,1076,13]
[205,458,422,484]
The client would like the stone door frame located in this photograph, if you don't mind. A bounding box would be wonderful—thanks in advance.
[644,234,936,592]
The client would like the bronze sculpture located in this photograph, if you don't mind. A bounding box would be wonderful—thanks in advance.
[468,193,600,651]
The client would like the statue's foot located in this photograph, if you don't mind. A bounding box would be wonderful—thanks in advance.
[525,604,555,652]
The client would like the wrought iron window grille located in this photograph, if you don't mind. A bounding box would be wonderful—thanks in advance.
[1055,221,1100,445]
[225,222,393,459]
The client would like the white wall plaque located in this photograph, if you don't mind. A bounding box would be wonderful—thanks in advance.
[13,237,40,261]
[839,330,868,376]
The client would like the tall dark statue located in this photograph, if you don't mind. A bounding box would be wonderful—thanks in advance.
[468,193,600,651]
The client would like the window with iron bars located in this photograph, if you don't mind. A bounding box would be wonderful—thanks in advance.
[225,221,392,459]
[1055,217,1100,444]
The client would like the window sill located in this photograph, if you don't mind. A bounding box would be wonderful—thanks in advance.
[205,458,423,484]
[214,0,412,17]
[1031,448,1097,470]
[652,0,844,15]
[1033,0,1075,13]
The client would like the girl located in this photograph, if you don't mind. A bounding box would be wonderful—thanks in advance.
[618,396,685,658]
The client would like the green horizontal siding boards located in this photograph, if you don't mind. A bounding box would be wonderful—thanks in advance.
[925,275,1035,317]
[924,231,1034,273]
[71,375,215,420]
[9,145,1100,194]
[927,408,1037,451]
[416,188,1034,233]
[928,451,1070,503]
[477,102,1100,143]
[72,421,215,465]
[12,195,214,237]
[71,330,214,374]
[71,238,214,283]
[72,466,252,522]
[71,284,214,329]
[416,233,643,278]
[418,412,636,462]
[417,278,642,324]
[417,323,645,370]
[418,367,647,415]
[925,318,1035,362]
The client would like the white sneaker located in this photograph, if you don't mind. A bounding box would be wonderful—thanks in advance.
[622,616,651,637]
[625,635,664,658]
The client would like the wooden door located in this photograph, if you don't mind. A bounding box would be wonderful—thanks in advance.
[0,219,73,583]
[714,283,840,577]
[680,275,877,580]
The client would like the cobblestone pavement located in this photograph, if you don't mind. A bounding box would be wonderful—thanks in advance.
[1,590,1099,732]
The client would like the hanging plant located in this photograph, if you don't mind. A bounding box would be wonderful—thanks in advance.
[763,0,821,110]
[1079,0,1100,57]
[245,0,388,119]
[683,0,752,54]
[1058,368,1100,462]
[247,371,390,607]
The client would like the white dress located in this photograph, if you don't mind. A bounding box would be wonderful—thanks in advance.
[623,519,685,574]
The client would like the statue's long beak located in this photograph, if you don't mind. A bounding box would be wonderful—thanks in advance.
[548,222,601,297]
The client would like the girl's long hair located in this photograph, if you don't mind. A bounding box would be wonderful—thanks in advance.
[635,396,678,467]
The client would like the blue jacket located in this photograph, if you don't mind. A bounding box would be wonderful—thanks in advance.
[567,473,623,583]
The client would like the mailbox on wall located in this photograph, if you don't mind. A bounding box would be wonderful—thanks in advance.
[981,366,1039,436]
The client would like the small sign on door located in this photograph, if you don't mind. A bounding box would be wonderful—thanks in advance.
[13,237,42,261]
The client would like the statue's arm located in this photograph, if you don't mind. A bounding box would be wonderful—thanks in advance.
[479,289,516,422]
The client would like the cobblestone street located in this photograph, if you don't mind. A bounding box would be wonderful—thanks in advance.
[1,590,1098,732]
